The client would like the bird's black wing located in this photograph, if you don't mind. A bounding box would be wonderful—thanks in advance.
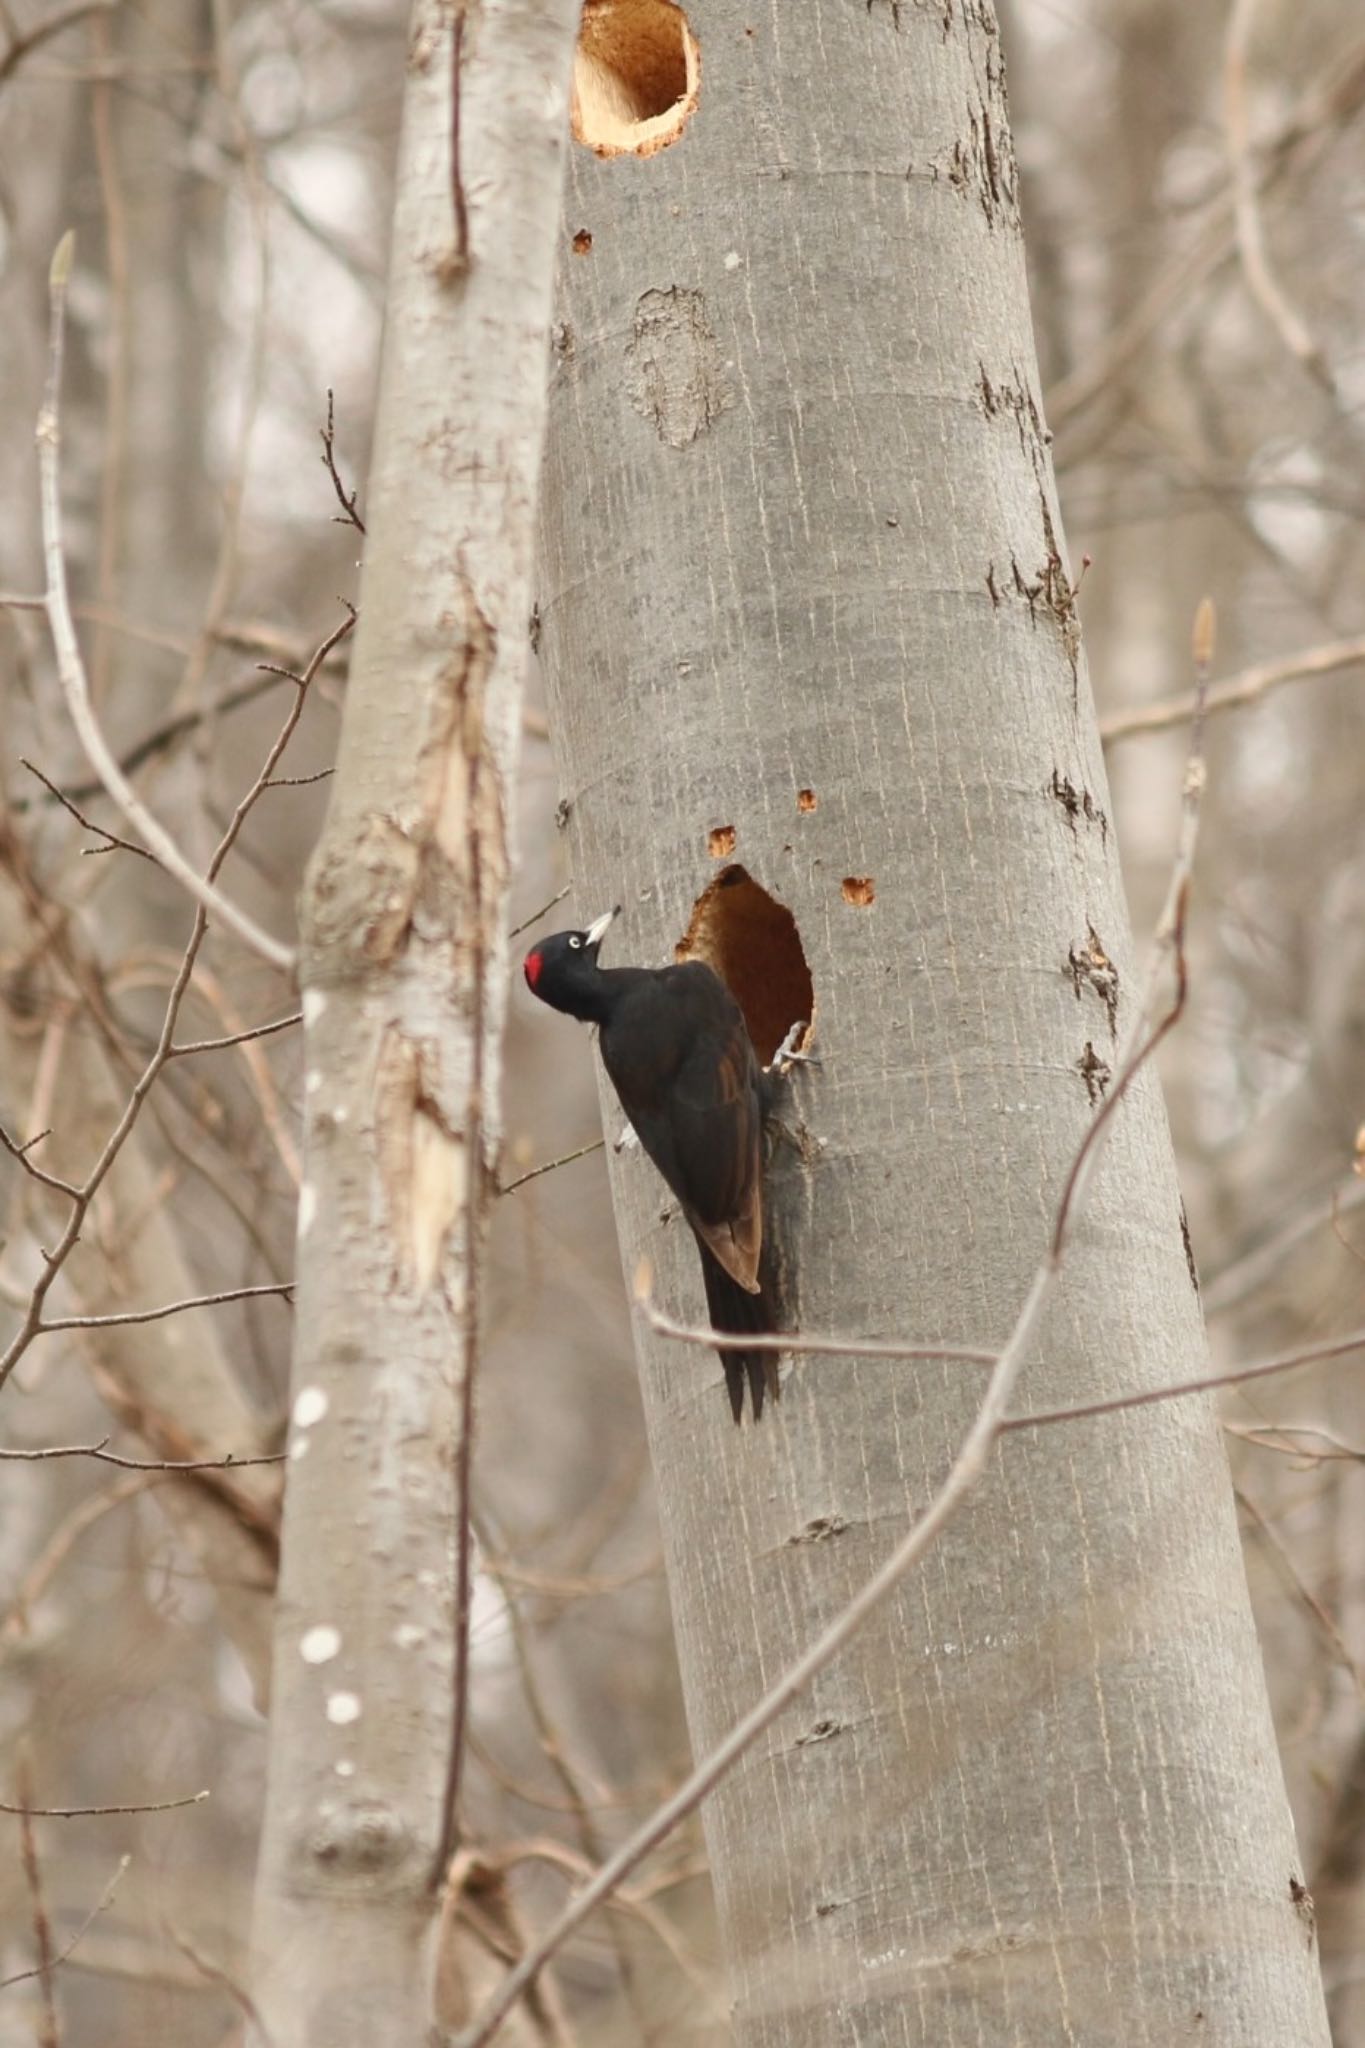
[602,964,763,1287]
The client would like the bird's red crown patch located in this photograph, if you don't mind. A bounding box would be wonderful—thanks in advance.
[523,950,542,989]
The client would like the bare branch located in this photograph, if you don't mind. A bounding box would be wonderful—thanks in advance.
[36,234,296,974]
[20,756,156,860]
[507,884,570,940]
[34,1279,292,1335]
[168,1011,302,1059]
[0,606,349,1395]
[474,1504,644,2024]
[498,1137,605,1196]
[321,390,366,534]
[164,1925,278,2048]
[1003,1325,1365,1435]
[0,1791,208,1819]
[1048,31,1365,433]
[638,1286,999,1365]
[1227,1421,1365,1464]
[0,1439,286,1471]
[1205,1177,1365,1316]
[0,1851,130,1995]
[262,767,335,789]
[0,1119,80,1198]
[0,0,113,87]
[1101,634,1365,747]
[3,1474,160,1643]
[1236,1485,1363,1691]
[13,1757,58,2047]
[1223,0,1334,392]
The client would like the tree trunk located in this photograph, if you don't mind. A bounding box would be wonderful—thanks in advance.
[248,2,580,2039]
[536,3,1330,2042]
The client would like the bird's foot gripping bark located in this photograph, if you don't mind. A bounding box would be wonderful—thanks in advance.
[768,1020,820,1073]
[614,1119,641,1154]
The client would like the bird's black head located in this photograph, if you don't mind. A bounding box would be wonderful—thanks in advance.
[523,907,620,1022]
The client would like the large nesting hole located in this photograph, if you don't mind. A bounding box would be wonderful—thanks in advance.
[676,864,815,1066]
[572,0,700,159]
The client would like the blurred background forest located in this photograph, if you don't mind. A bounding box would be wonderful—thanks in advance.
[1,0,1363,2040]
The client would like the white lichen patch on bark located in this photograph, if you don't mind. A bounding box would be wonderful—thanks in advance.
[292,1386,329,1430]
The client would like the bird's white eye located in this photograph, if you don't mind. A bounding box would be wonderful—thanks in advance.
[568,935,582,949]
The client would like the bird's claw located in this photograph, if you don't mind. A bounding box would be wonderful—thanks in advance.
[614,1119,641,1154]
[769,1020,820,1073]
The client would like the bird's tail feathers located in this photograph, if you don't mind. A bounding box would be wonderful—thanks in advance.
[700,1246,782,1423]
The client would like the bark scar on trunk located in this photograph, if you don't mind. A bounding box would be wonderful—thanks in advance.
[626,286,731,449]
[373,1030,467,1299]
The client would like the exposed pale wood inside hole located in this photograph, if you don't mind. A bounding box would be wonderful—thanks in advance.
[572,0,700,159]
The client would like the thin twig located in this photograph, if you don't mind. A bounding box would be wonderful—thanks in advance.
[1237,1484,1363,1691]
[1228,1421,1364,1464]
[1048,31,1365,434]
[454,600,1217,2047]
[1224,0,1333,391]
[0,1439,286,1471]
[1203,1178,1365,1316]
[474,1506,645,2025]
[262,766,334,789]
[1100,634,1365,747]
[3,1474,159,1642]
[497,1838,718,2012]
[163,1925,278,2048]
[320,389,366,534]
[639,1293,999,1366]
[45,666,286,807]
[14,1757,59,2048]
[1002,1324,1365,1434]
[0,1791,208,1819]
[0,1119,81,1199]
[499,1137,605,1196]
[35,1279,292,1335]
[0,0,112,86]
[0,604,351,1396]
[36,234,295,973]
[0,1854,130,1995]
[19,758,156,859]
[508,884,570,941]
[168,1010,302,1059]
[179,1,272,720]
[455,1283,1051,2044]
[1334,1180,1365,1267]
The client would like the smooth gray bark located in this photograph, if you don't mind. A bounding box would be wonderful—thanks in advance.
[537,4,1329,2043]
[249,2,580,2039]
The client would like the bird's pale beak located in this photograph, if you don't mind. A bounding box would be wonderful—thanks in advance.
[584,906,621,949]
